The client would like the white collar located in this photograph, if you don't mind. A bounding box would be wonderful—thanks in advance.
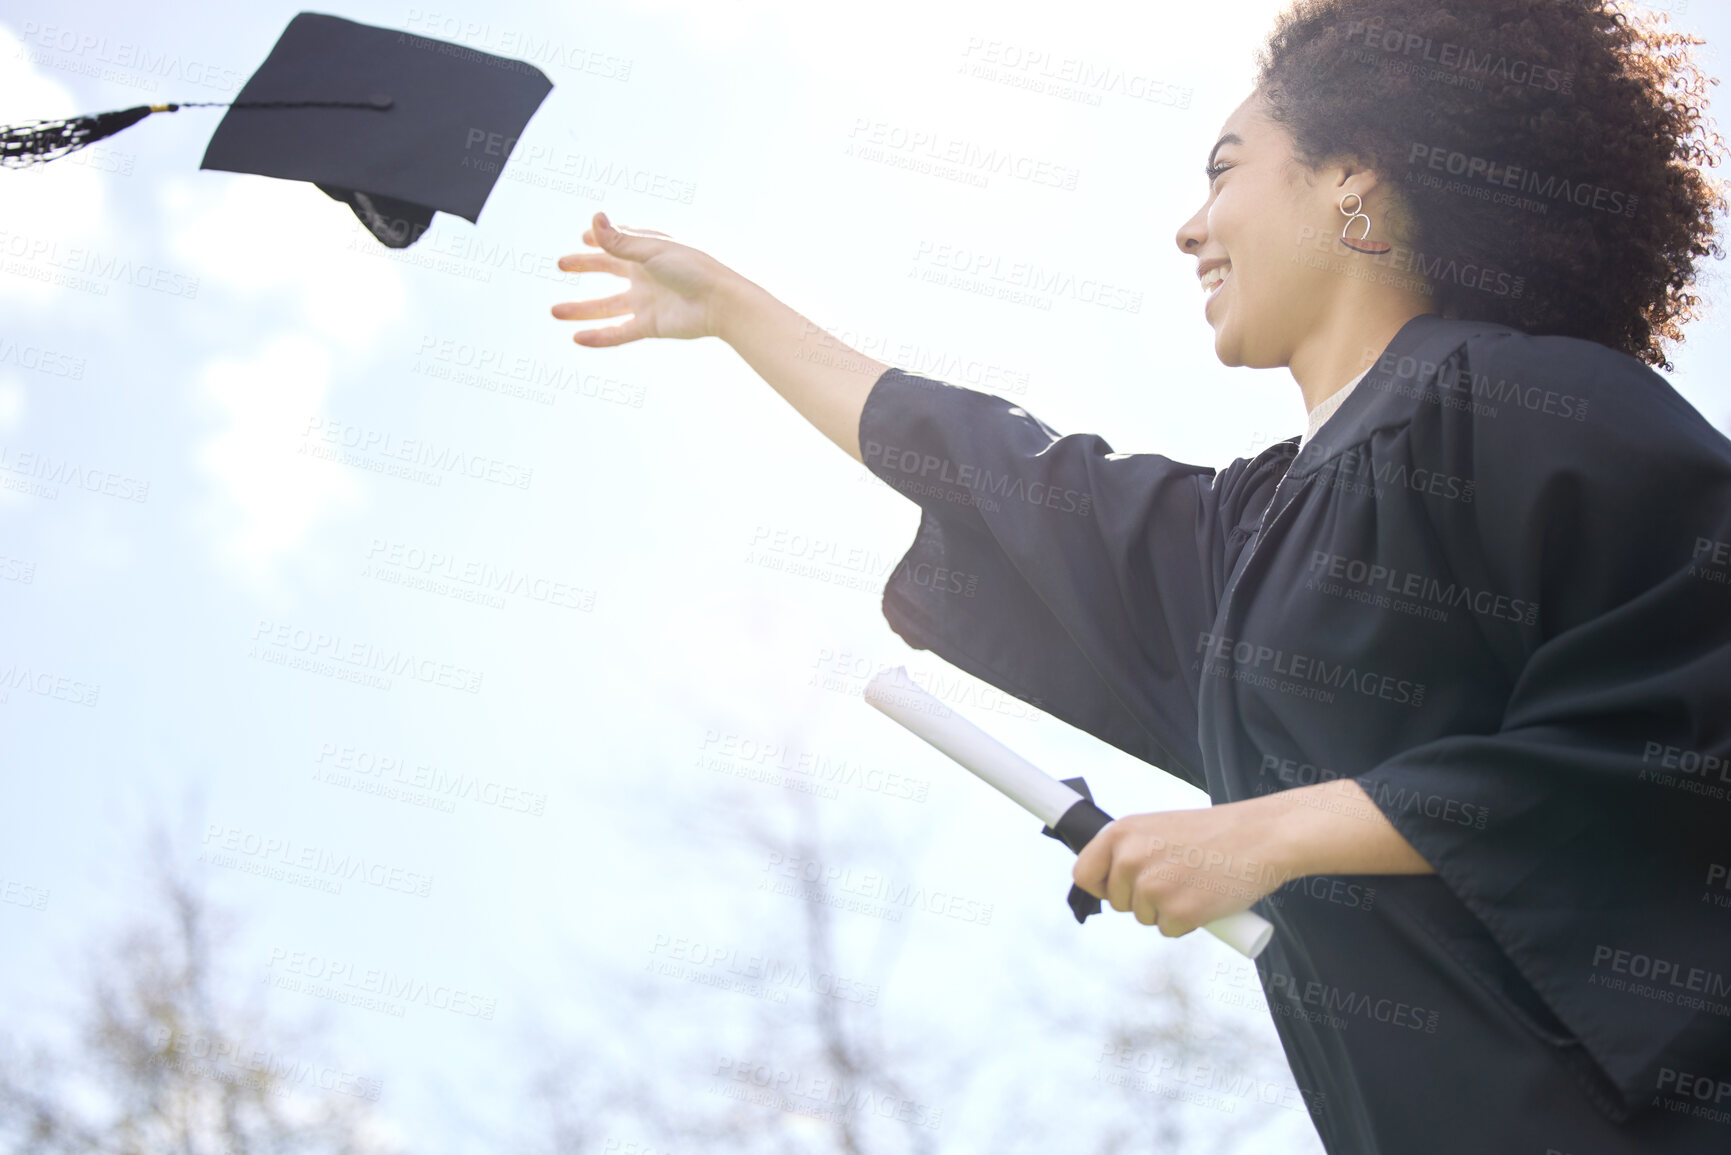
[1299,364,1373,450]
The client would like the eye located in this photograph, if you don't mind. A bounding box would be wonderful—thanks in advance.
[1206,162,1232,185]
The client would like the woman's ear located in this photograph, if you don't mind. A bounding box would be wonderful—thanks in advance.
[1328,154,1383,204]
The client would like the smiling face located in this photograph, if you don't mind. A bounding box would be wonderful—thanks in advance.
[1175,89,1393,374]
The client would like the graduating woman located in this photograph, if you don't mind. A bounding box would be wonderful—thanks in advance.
[550,1,1731,1149]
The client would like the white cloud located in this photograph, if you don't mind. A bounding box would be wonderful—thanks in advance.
[191,331,362,587]
[0,375,23,433]
[161,163,411,593]
[160,174,407,351]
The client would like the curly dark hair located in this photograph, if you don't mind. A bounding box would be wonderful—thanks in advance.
[1255,0,1729,370]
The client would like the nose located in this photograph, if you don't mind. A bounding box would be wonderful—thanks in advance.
[1175,197,1207,257]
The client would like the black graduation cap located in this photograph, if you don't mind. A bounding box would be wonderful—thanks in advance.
[0,11,553,248]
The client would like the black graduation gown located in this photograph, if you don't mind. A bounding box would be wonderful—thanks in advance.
[857,312,1731,1154]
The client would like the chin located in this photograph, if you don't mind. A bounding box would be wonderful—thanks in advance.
[1213,307,1287,370]
[1210,319,1249,368]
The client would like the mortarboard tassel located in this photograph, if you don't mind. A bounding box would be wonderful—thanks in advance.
[0,97,392,169]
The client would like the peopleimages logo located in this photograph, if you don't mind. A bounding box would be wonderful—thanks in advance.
[1345,19,1572,93]
[910,240,1143,313]
[861,440,1093,517]
[300,418,532,490]
[0,444,149,503]
[1408,143,1636,217]
[1655,1067,1731,1110]
[761,851,994,927]
[1262,968,1440,1033]
[1306,550,1539,626]
[846,117,1081,191]
[0,228,200,298]
[249,619,484,695]
[647,933,880,1007]
[16,19,247,91]
[0,337,86,378]
[265,946,497,1019]
[712,1055,943,1130]
[1588,944,1731,1008]
[1293,225,1525,300]
[1258,755,1489,830]
[144,1026,383,1101]
[202,824,434,897]
[1196,631,1427,708]
[1363,347,1591,423]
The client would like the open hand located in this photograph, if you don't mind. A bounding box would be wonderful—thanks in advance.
[550,211,735,345]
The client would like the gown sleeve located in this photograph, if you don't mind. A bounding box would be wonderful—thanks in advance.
[856,367,1286,792]
[1350,332,1731,1115]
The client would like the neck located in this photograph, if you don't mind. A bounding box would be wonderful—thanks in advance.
[1288,297,1436,412]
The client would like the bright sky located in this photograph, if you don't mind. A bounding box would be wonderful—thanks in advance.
[2,1,1726,1152]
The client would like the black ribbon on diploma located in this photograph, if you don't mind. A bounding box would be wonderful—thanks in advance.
[1039,776,1116,922]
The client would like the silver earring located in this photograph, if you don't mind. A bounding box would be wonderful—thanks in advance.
[1339,193,1391,255]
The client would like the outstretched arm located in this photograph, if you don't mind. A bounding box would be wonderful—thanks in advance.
[711,274,887,466]
[551,211,888,464]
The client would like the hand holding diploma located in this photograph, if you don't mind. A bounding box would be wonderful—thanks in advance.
[1070,801,1292,945]
[864,666,1274,958]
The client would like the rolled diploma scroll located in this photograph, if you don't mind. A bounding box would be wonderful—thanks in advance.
[864,665,1273,960]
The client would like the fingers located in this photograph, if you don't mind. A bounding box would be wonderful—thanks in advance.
[1130,867,1203,936]
[1074,811,1252,938]
[1071,819,1116,900]
[584,211,670,261]
[1086,835,1194,936]
[555,250,633,277]
[553,214,646,270]
[1075,824,1147,916]
[550,292,632,322]
[596,210,671,240]
[572,318,644,347]
[1099,828,1143,914]
[549,212,676,347]
[555,212,674,279]
[1131,880,1160,928]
